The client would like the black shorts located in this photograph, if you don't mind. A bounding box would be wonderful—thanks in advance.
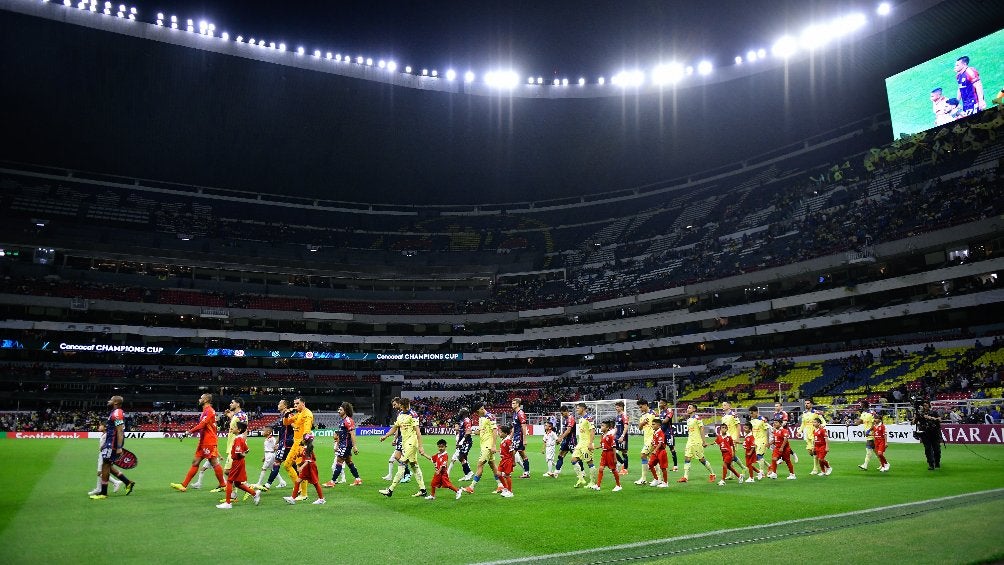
[616,438,629,451]
[512,437,526,452]
[100,445,115,463]
[560,437,575,452]
[336,443,352,459]
[457,440,472,456]
[665,433,676,448]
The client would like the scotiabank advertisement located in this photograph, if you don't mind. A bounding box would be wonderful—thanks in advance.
[5,431,89,439]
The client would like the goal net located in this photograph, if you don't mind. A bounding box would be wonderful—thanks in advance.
[560,399,643,436]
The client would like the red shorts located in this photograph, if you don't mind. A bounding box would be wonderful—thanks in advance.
[600,451,617,469]
[721,452,734,465]
[745,451,757,469]
[431,471,455,491]
[227,460,247,483]
[298,461,319,484]
[196,445,219,460]
[874,440,886,453]
[648,450,668,468]
[814,449,828,460]
[772,446,791,460]
[499,459,514,475]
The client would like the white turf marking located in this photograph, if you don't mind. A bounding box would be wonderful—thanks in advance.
[474,488,1004,565]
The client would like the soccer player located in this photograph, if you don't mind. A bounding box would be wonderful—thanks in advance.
[215,397,249,493]
[511,398,531,478]
[427,439,462,500]
[931,88,958,126]
[382,398,413,484]
[635,399,657,485]
[379,397,428,497]
[955,56,986,114]
[657,400,679,471]
[678,404,716,483]
[571,402,597,489]
[284,433,325,505]
[874,413,890,472]
[282,397,314,486]
[749,406,769,479]
[741,423,758,482]
[171,393,226,492]
[595,420,622,491]
[772,401,796,463]
[812,419,831,477]
[88,423,123,496]
[800,400,826,475]
[449,408,474,480]
[90,396,135,499]
[463,402,502,494]
[768,418,796,480]
[259,399,292,491]
[497,424,516,497]
[856,400,878,471]
[218,420,260,509]
[554,405,577,477]
[614,401,630,476]
[254,426,282,488]
[325,402,361,487]
[541,421,558,477]
[714,424,742,486]
[720,402,745,477]
[646,416,669,488]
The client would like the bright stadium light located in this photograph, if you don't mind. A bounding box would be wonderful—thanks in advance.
[421,68,428,76]
[235,35,243,42]
[612,69,644,87]
[170,15,176,22]
[598,76,605,85]
[270,41,277,49]
[685,65,694,75]
[326,52,332,60]
[366,58,373,66]
[536,76,543,84]
[747,50,757,62]
[838,13,868,33]
[877,2,891,16]
[445,69,456,81]
[313,49,321,58]
[735,56,743,65]
[698,60,713,75]
[258,40,265,46]
[378,59,386,68]
[405,65,412,73]
[652,63,685,85]
[464,71,475,83]
[130,6,136,14]
[221,32,229,40]
[562,78,569,85]
[527,76,534,84]
[156,12,163,19]
[387,61,398,72]
[297,46,305,55]
[198,20,207,32]
[800,24,831,50]
[64,0,72,6]
[578,77,585,85]
[772,35,798,58]
[552,78,559,86]
[485,70,519,89]
[431,69,438,77]
[356,56,364,64]
[757,48,766,58]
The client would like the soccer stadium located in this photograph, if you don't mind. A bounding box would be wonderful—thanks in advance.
[1,0,1004,562]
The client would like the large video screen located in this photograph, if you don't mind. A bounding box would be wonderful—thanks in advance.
[886,28,1003,139]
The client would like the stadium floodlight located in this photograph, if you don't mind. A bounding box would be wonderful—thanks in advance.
[464,71,475,83]
[90,2,97,10]
[270,41,276,49]
[156,12,163,19]
[118,3,124,10]
[735,56,743,65]
[378,59,386,68]
[117,10,123,17]
[877,2,891,16]
[838,12,867,33]
[405,65,412,73]
[128,10,134,18]
[170,15,176,22]
[334,53,341,61]
[77,1,85,8]
[220,32,228,40]
[562,78,569,86]
[387,60,398,72]
[104,7,111,14]
[198,20,207,31]
[552,78,559,86]
[484,70,519,89]
[772,35,798,58]
[104,1,109,7]
[536,76,543,84]
[598,76,605,85]
[297,46,305,55]
[528,76,534,84]
[652,62,685,85]
[366,58,373,66]
[445,69,456,81]
[747,50,757,62]
[757,48,766,58]
[685,65,694,75]
[612,69,644,87]
[313,49,321,58]
[130,6,136,14]
[697,60,713,75]
[356,56,364,64]
[258,40,265,46]
[431,69,438,77]
[65,1,72,6]
[578,77,585,85]
[421,68,428,76]
[235,35,243,42]
[171,21,177,29]
[800,24,831,50]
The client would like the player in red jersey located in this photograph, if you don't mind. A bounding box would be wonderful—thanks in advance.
[497,425,515,498]
[594,421,622,491]
[768,418,796,480]
[171,393,226,492]
[427,439,462,500]
[284,433,325,505]
[217,420,260,509]
[874,416,890,472]
[714,424,743,486]
[741,423,758,482]
[812,419,831,476]
[647,420,669,488]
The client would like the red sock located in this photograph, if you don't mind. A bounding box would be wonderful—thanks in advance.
[314,482,324,499]
[182,465,198,487]
[661,467,668,482]
[732,465,741,479]
[613,471,621,486]
[292,482,301,497]
[649,462,658,477]
[505,476,513,491]
[820,459,829,470]
[213,465,225,487]
[225,482,233,503]
[722,465,727,478]
[878,454,887,465]
[785,458,794,473]
[238,483,256,494]
[596,469,604,487]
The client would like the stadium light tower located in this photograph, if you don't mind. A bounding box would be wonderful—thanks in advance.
[445,69,456,81]
[772,35,798,58]
[877,2,891,16]
[387,61,398,72]
[464,71,475,83]
[697,60,713,75]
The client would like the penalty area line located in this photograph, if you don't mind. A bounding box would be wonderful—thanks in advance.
[472,488,1004,565]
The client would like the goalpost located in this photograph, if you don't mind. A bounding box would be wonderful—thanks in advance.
[560,399,643,435]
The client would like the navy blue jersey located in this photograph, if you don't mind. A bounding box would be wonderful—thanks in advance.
[660,408,674,435]
[512,408,527,441]
[105,408,125,449]
[615,411,628,439]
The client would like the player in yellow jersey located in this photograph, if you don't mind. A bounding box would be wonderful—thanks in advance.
[678,404,716,483]
[720,402,746,480]
[856,400,877,470]
[800,400,827,475]
[379,398,428,497]
[571,402,597,489]
[748,406,769,479]
[634,399,657,485]
[282,397,314,491]
[463,401,502,494]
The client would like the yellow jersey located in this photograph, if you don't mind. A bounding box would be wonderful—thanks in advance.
[576,416,594,447]
[639,411,656,444]
[800,410,826,433]
[396,412,419,444]
[478,415,497,450]
[722,412,741,441]
[751,417,768,443]
[860,410,875,437]
[289,408,314,442]
[686,415,704,444]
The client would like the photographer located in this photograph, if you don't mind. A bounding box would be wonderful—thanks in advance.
[913,400,942,470]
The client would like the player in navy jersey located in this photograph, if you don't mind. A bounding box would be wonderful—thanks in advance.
[554,406,577,477]
[450,408,474,480]
[260,398,294,491]
[955,56,986,114]
[511,398,531,478]
[658,400,679,471]
[325,402,361,487]
[614,401,630,475]
[90,395,135,499]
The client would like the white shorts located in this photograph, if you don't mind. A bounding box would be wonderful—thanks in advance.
[96,449,104,472]
[545,445,556,462]
[263,452,276,471]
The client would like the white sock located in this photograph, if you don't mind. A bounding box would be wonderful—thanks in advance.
[257,470,267,485]
[110,475,123,486]
[388,461,395,476]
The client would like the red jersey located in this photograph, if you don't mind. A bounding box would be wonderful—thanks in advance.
[812,427,827,449]
[600,430,616,452]
[873,421,887,442]
[651,428,666,451]
[773,427,791,449]
[499,437,514,467]
[432,451,449,475]
[189,405,218,447]
[231,436,249,459]
[715,434,735,457]
[743,434,756,452]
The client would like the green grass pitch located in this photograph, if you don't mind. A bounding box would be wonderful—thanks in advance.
[885,27,1004,139]
[1,435,1002,564]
